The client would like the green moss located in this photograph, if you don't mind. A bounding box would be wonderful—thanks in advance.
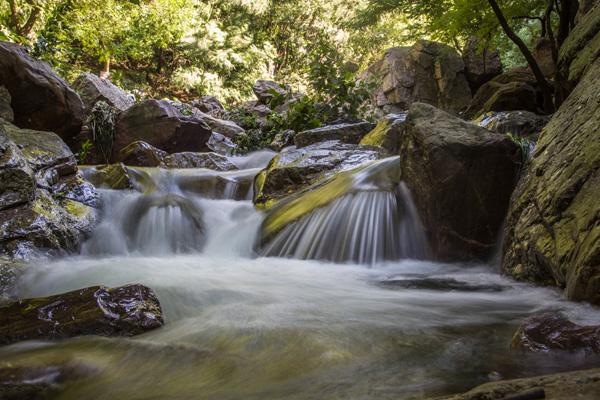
[62,199,90,218]
[360,119,391,148]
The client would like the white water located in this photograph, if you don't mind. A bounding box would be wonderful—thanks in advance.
[4,152,600,400]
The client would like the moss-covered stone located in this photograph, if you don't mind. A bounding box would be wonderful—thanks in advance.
[502,59,600,305]
[359,114,406,153]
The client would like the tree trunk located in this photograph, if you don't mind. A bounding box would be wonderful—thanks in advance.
[487,0,555,113]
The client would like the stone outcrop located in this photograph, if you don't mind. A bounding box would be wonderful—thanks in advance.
[163,152,237,171]
[191,108,245,139]
[359,113,407,154]
[474,111,550,140]
[192,95,225,116]
[0,284,163,345]
[0,86,13,122]
[400,103,522,262]
[73,73,134,112]
[81,164,155,192]
[558,3,600,89]
[294,122,375,148]
[253,141,385,207]
[117,141,168,167]
[502,59,600,305]
[0,120,98,259]
[253,80,288,105]
[362,40,472,114]
[435,368,600,400]
[462,37,503,92]
[511,313,600,354]
[113,100,213,159]
[0,41,85,141]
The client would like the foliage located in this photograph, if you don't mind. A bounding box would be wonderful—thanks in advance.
[77,139,94,164]
[86,101,117,164]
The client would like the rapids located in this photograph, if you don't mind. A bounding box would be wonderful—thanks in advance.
[3,151,600,400]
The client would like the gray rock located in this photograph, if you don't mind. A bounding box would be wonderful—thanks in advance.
[253,80,287,105]
[207,132,237,156]
[117,141,168,167]
[191,95,225,116]
[73,73,134,112]
[191,108,245,139]
[359,113,407,154]
[294,122,375,148]
[400,103,521,262]
[362,40,472,114]
[269,129,295,151]
[164,152,237,171]
[462,37,503,92]
[474,111,550,140]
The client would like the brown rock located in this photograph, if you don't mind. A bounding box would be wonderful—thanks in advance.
[118,141,167,167]
[294,122,375,148]
[462,37,503,92]
[0,41,84,141]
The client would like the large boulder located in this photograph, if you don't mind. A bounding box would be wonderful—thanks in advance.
[294,122,375,148]
[359,113,407,154]
[0,284,163,345]
[0,121,98,259]
[465,77,540,119]
[253,141,385,207]
[117,141,168,167]
[192,95,225,116]
[73,73,134,112]
[0,86,13,122]
[462,37,503,92]
[0,41,84,141]
[501,59,600,305]
[362,40,472,114]
[558,3,600,89]
[474,111,550,140]
[113,100,213,159]
[400,103,522,261]
[511,313,600,354]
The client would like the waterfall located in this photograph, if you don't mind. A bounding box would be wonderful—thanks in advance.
[259,157,430,264]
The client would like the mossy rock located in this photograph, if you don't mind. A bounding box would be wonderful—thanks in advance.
[359,114,406,153]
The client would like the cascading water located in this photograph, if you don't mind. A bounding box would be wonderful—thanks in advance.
[4,150,600,400]
[260,156,429,264]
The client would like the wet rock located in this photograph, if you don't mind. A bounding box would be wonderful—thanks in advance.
[0,41,85,141]
[437,368,600,400]
[164,152,237,171]
[0,362,95,400]
[558,3,600,89]
[253,80,287,105]
[359,113,407,153]
[462,37,503,92]
[192,95,225,117]
[511,313,600,354]
[294,122,375,148]
[81,163,152,192]
[378,277,504,292]
[362,40,472,114]
[117,141,168,167]
[0,258,24,303]
[474,111,551,140]
[0,284,163,345]
[253,140,384,207]
[191,108,245,139]
[0,121,98,259]
[73,73,134,112]
[113,100,212,159]
[400,103,522,262]
[0,86,13,122]
[269,130,295,151]
[177,170,254,201]
[502,59,600,305]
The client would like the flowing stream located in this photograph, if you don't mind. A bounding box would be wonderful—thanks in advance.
[2,152,600,400]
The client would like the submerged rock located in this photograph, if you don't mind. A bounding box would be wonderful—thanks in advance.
[294,122,375,148]
[400,103,522,262]
[359,113,407,153]
[0,86,13,122]
[73,73,134,112]
[502,59,600,305]
[474,111,550,140]
[362,40,472,114]
[437,368,600,400]
[113,100,212,159]
[511,313,600,354]
[378,277,504,292]
[253,140,384,207]
[0,284,163,345]
[0,41,85,141]
[0,362,95,400]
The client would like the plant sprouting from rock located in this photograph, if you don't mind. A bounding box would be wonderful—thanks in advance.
[87,101,117,164]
